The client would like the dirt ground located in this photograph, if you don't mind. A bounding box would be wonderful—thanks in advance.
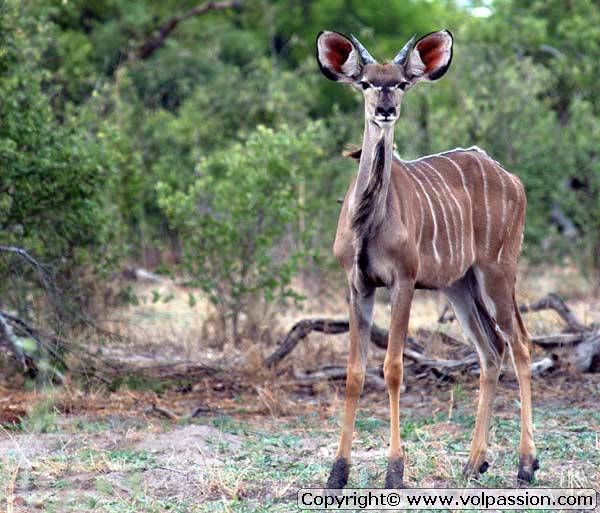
[1,266,599,512]
[1,369,599,512]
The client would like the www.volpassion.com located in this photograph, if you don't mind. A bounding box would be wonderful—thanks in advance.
[297,488,597,510]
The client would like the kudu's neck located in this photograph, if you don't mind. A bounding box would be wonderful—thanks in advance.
[350,120,395,238]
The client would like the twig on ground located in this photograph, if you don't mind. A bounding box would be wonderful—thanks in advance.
[145,402,214,421]
[147,403,180,421]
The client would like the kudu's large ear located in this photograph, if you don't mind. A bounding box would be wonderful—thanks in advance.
[404,30,453,84]
[316,31,363,82]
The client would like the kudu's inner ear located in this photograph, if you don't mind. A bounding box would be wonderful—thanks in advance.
[316,31,362,82]
[405,30,453,83]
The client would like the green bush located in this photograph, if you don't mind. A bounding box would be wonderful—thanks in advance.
[0,1,124,318]
[157,123,328,342]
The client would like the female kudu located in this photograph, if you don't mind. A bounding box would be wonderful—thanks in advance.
[316,29,538,489]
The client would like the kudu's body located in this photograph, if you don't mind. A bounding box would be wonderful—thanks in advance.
[316,30,538,489]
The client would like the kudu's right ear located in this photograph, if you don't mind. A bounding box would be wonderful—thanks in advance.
[316,31,363,82]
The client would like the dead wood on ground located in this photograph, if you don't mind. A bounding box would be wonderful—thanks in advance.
[289,366,387,391]
[265,293,600,381]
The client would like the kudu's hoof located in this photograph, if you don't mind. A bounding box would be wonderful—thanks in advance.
[462,459,489,479]
[384,458,407,488]
[326,458,350,490]
[517,456,539,484]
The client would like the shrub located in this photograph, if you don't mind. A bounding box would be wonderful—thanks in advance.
[157,122,328,343]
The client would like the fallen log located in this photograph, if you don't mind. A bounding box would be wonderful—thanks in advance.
[561,331,600,372]
[265,289,600,377]
[264,319,352,368]
[530,355,558,375]
[530,333,583,348]
[264,317,566,377]
[264,318,423,368]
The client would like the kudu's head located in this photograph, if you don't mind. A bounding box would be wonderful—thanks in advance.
[316,30,453,128]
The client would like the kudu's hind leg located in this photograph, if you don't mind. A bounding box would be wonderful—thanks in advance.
[325,286,374,489]
[510,295,538,483]
[475,264,538,483]
[383,284,414,488]
[444,270,505,479]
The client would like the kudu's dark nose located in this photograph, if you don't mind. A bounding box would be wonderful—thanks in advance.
[375,105,397,118]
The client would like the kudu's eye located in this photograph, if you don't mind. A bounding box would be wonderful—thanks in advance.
[359,81,371,90]
[398,81,409,90]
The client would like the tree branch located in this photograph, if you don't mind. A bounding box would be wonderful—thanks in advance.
[133,1,244,61]
[0,310,67,367]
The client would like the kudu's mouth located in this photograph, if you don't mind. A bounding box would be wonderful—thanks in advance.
[372,115,398,127]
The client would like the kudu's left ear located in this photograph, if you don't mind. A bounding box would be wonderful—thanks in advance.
[403,30,453,84]
[316,31,364,82]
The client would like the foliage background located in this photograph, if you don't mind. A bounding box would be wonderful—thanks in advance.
[1,0,599,340]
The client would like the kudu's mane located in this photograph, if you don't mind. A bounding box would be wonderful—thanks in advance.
[350,137,387,239]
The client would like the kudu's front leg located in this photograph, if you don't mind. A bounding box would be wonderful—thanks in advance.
[326,286,374,489]
[384,284,414,488]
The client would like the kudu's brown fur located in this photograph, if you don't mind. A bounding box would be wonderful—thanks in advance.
[316,30,538,489]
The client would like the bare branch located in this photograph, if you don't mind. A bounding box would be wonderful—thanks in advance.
[264,319,351,367]
[264,318,422,368]
[0,310,67,367]
[0,245,53,285]
[521,293,587,332]
[133,1,244,61]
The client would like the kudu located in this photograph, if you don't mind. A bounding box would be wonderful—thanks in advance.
[316,30,538,488]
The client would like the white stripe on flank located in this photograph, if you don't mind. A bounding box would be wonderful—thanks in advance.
[406,165,441,263]
[411,162,454,265]
[419,159,465,271]
[413,188,425,247]
[498,170,507,227]
[472,153,491,256]
[497,243,505,262]
[496,169,507,262]
[503,170,523,260]
[437,155,476,262]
